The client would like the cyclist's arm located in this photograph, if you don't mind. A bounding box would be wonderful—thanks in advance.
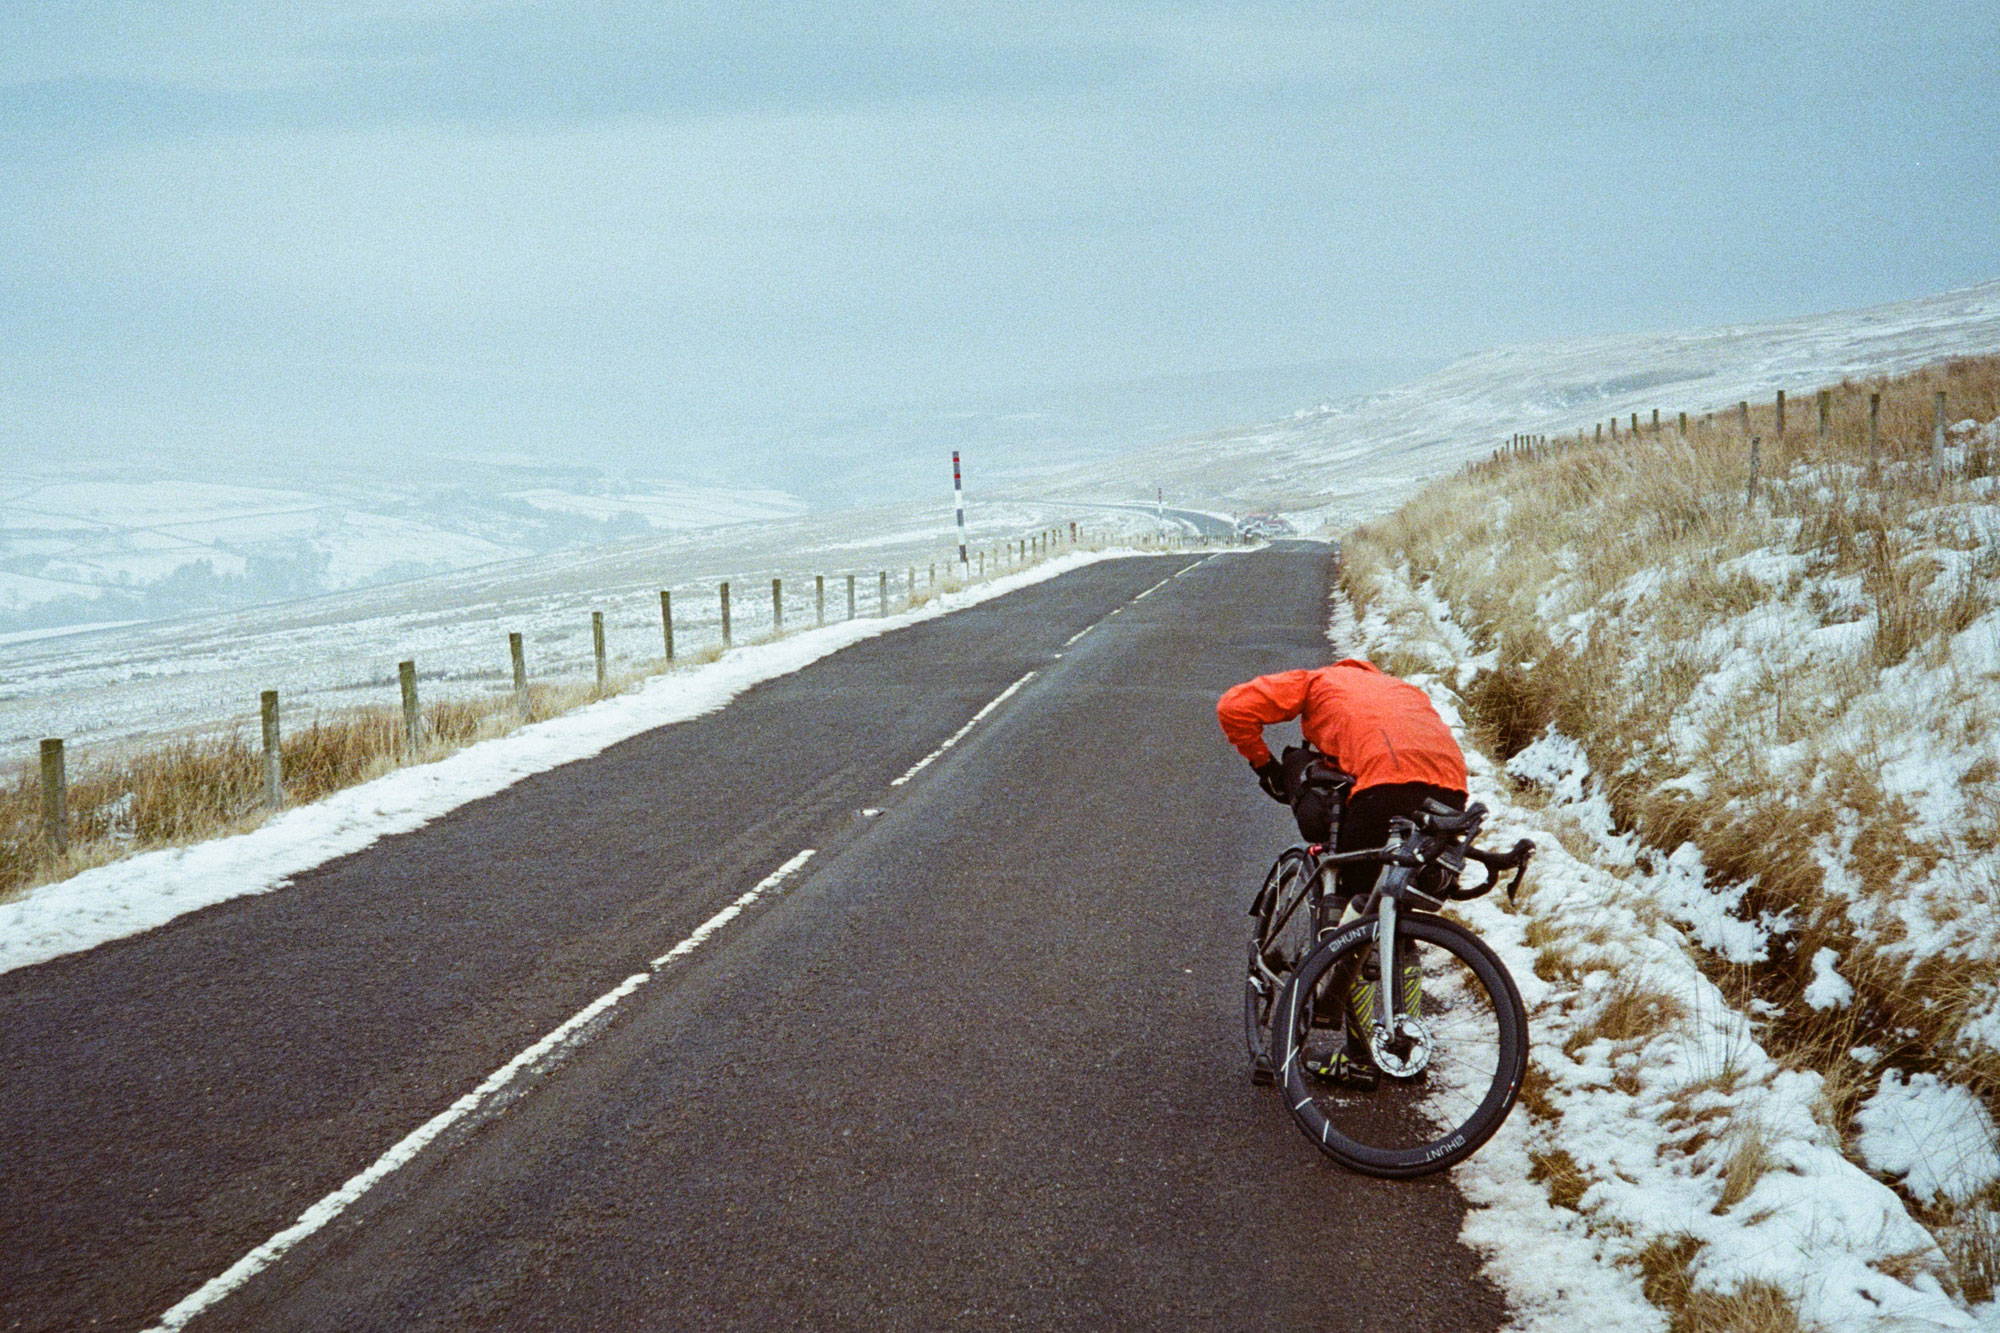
[1216,669,1314,768]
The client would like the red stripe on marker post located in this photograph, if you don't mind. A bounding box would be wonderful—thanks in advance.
[952,450,969,573]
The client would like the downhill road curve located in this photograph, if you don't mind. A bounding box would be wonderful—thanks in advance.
[0,544,1508,1331]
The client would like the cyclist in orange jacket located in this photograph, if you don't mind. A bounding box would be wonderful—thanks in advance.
[1217,659,1468,901]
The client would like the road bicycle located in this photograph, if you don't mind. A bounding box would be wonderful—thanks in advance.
[1245,788,1534,1177]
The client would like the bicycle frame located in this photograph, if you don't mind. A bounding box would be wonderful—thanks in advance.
[1313,825,1434,1069]
[1254,798,1537,1175]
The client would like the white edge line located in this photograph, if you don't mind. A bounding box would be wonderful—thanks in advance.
[889,670,1037,787]
[149,848,817,1332]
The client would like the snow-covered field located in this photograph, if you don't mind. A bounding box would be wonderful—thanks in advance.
[13,280,1999,760]
[1026,279,2000,531]
[0,472,808,627]
[0,500,1180,754]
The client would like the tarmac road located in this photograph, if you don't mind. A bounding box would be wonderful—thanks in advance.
[0,543,1506,1331]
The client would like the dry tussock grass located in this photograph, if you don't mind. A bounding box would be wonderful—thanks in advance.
[1935,1203,2000,1306]
[0,689,526,901]
[1632,1236,1806,1333]
[1564,977,1688,1056]
[1528,1146,1589,1210]
[1715,1119,1777,1212]
[1348,353,2000,1302]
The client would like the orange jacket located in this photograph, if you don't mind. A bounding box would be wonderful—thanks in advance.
[1216,659,1467,794]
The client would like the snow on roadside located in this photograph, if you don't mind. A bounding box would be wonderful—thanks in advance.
[1330,593,1988,1331]
[1855,1074,2000,1207]
[0,548,1177,977]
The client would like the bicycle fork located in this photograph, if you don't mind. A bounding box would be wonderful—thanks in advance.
[1363,896,1432,1078]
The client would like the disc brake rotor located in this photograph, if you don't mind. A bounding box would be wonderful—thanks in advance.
[1369,1013,1433,1078]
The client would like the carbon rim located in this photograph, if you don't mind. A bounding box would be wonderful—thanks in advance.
[1275,913,1526,1177]
[1244,851,1316,1070]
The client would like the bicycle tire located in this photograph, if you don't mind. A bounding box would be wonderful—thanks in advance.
[1274,912,1526,1177]
[1244,849,1316,1082]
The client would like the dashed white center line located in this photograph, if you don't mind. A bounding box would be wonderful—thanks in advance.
[649,850,817,968]
[1173,553,1219,578]
[148,850,818,1332]
[890,670,1037,787]
[152,558,1201,1328]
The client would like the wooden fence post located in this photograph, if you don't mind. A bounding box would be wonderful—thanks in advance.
[906,567,915,603]
[877,570,888,616]
[1652,408,1661,433]
[815,575,826,626]
[261,689,282,811]
[1595,423,1603,443]
[1738,401,1750,435]
[1934,390,1948,464]
[772,578,783,635]
[40,738,68,853]
[1611,417,1619,440]
[977,551,985,577]
[1747,437,1762,508]
[1774,390,1786,439]
[592,611,607,693]
[1818,390,1830,443]
[1868,393,1881,479]
[720,582,732,648]
[399,660,420,754]
[660,591,674,662]
[1630,413,1638,435]
[1678,411,1688,437]
[510,632,529,719]
[846,574,856,619]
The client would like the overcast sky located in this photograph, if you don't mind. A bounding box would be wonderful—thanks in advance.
[3,1,1997,479]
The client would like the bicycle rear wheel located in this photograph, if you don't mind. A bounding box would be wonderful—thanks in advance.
[1244,850,1317,1083]
[1274,912,1526,1177]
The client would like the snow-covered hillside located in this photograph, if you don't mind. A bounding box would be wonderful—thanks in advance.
[0,499,1175,753]
[1026,280,2000,528]
[1338,354,2000,1329]
[0,470,807,631]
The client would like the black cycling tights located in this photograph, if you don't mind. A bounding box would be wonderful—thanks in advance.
[1334,782,1467,901]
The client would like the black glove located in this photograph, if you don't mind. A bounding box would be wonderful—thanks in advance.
[1254,760,1289,804]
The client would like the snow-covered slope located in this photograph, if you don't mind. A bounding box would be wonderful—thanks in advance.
[1026,280,2000,529]
[0,473,808,629]
[0,499,1170,753]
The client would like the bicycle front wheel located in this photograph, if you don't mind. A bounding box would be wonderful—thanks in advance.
[1244,849,1317,1082]
[1274,912,1526,1177]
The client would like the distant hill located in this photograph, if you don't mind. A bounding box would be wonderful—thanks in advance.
[1017,279,2000,529]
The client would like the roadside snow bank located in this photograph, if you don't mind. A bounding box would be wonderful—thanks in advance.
[1331,589,1987,1332]
[0,549,1171,976]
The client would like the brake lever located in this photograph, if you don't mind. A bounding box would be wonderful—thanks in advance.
[1465,838,1536,901]
[1502,840,1535,903]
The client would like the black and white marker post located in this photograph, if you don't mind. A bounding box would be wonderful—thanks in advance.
[952,450,970,578]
